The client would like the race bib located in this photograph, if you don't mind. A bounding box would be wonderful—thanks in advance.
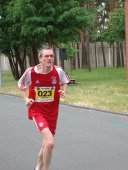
[35,87,55,102]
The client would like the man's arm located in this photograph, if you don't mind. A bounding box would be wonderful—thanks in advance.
[59,83,68,98]
[20,89,34,108]
[18,67,34,107]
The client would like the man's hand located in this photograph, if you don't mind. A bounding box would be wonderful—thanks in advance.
[25,98,34,108]
[58,89,66,98]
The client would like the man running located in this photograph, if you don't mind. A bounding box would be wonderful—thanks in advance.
[18,47,70,170]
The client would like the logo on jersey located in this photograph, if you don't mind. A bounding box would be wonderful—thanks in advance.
[39,122,43,127]
[51,77,57,84]
[35,80,40,84]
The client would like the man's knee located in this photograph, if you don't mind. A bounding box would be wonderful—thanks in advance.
[46,140,54,150]
[42,128,55,150]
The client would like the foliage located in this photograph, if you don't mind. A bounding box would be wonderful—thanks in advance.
[0,0,96,80]
[102,8,125,43]
[65,44,78,60]
[0,0,126,78]
[91,6,125,44]
[5,0,95,46]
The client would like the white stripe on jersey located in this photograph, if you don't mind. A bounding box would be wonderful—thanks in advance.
[55,66,70,85]
[18,65,70,90]
[18,67,32,90]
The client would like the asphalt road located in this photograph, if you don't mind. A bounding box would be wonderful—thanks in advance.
[0,94,128,170]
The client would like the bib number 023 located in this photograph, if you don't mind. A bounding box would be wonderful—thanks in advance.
[35,87,55,102]
[38,90,52,97]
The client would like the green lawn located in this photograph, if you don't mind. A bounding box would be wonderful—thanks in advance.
[66,67,128,114]
[0,67,128,114]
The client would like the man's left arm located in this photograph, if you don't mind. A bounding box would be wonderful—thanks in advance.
[59,83,68,98]
[57,67,70,98]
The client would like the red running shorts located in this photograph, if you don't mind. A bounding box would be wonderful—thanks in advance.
[32,113,56,135]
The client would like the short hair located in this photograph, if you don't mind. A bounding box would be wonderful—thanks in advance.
[38,47,53,58]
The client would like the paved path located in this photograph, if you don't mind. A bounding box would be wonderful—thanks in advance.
[0,94,128,170]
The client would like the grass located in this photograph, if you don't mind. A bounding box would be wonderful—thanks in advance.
[0,71,19,96]
[65,67,128,114]
[0,67,128,114]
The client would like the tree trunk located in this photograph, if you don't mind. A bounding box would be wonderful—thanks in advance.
[8,46,28,80]
[125,0,128,79]
[70,57,76,70]
[120,42,124,67]
[8,55,20,80]
[116,42,121,68]
[14,47,25,76]
[80,31,87,68]
[22,46,27,68]
[112,43,115,67]
[71,43,76,70]
[108,0,117,11]
[94,41,97,67]
[82,44,87,68]
[53,45,57,65]
[85,30,91,71]
[77,43,80,68]
[61,59,65,70]
[31,41,38,65]
[48,32,53,47]
[101,41,106,67]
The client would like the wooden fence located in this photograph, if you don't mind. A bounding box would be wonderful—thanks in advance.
[1,42,126,71]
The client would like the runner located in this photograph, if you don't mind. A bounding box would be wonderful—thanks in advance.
[18,47,70,170]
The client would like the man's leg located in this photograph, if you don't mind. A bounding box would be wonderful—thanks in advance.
[36,143,44,170]
[37,128,54,170]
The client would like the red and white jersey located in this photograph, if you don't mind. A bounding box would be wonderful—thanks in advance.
[18,65,70,119]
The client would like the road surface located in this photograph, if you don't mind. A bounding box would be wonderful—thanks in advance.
[0,94,128,170]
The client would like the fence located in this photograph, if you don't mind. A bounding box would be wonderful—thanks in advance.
[1,42,126,71]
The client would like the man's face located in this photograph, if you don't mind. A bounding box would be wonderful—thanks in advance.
[39,49,55,67]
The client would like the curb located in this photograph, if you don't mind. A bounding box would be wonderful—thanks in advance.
[61,103,128,117]
[1,93,128,117]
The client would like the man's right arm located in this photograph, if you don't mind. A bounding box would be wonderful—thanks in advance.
[18,67,34,108]
[19,90,34,108]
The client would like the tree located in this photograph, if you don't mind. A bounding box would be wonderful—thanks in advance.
[103,7,125,68]
[92,1,109,67]
[125,0,128,79]
[92,0,125,68]
[0,0,96,79]
[0,0,27,79]
[78,0,96,70]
